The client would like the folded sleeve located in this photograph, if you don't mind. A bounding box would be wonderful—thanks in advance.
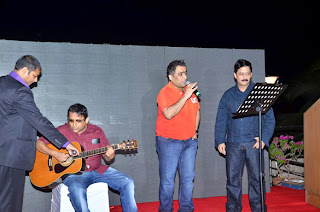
[214,93,228,148]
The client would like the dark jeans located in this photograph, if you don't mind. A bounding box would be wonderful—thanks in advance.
[226,142,267,212]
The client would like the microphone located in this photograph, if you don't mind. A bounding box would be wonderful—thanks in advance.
[186,81,201,97]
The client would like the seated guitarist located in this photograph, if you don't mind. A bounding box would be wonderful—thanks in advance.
[36,103,138,212]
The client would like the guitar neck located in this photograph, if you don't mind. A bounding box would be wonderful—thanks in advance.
[73,144,119,159]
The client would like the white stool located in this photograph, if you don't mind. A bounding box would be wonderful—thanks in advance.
[51,182,109,212]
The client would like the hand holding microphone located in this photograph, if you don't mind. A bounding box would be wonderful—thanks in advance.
[186,81,201,101]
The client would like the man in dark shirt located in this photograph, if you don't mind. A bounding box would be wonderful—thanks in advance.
[37,103,138,212]
[215,59,275,212]
[0,55,78,212]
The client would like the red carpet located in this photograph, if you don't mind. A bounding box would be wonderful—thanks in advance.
[110,186,320,211]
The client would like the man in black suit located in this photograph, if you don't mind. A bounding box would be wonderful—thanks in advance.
[0,55,79,212]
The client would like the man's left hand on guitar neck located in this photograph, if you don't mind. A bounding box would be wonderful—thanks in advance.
[104,146,115,161]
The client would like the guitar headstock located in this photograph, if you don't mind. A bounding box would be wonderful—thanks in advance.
[118,140,138,150]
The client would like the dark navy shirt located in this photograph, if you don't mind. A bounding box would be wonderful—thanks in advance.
[215,81,275,148]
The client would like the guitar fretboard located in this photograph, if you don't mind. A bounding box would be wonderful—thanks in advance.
[73,144,120,159]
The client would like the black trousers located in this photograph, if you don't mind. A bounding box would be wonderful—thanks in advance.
[0,165,26,212]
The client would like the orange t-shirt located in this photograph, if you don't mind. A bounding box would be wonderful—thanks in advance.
[156,81,200,140]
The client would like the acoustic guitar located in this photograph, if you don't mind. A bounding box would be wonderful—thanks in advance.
[29,140,138,189]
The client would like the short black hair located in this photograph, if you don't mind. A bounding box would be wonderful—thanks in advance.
[167,60,186,78]
[68,103,88,119]
[234,59,252,73]
[15,55,41,74]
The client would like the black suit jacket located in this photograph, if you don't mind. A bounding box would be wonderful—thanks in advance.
[0,74,68,171]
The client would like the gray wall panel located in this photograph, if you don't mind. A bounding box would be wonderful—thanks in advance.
[0,40,270,211]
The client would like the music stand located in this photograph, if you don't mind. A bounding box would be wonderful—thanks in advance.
[233,82,287,212]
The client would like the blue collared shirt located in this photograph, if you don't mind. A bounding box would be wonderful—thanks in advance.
[214,81,275,148]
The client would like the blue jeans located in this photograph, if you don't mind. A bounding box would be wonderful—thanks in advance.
[63,167,138,212]
[226,142,267,212]
[156,136,198,212]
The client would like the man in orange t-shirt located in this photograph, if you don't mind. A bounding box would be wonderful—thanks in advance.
[156,60,200,212]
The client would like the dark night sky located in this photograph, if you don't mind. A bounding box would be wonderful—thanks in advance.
[1,1,319,84]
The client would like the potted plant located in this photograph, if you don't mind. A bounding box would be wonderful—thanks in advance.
[268,135,304,183]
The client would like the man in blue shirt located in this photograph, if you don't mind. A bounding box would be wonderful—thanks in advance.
[215,59,275,212]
